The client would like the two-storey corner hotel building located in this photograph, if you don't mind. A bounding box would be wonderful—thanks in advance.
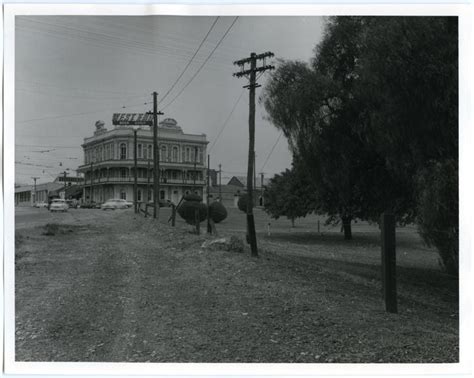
[77,117,208,205]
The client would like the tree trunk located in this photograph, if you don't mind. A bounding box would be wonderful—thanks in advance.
[342,216,352,240]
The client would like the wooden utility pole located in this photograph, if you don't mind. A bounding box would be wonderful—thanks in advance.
[218,163,222,202]
[90,162,93,203]
[147,159,151,201]
[61,170,69,199]
[32,177,39,204]
[233,51,275,257]
[207,154,211,234]
[254,152,257,200]
[152,92,164,219]
[381,212,397,313]
[193,146,198,189]
[133,129,138,214]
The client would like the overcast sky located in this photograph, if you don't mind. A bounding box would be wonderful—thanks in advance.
[15,15,325,185]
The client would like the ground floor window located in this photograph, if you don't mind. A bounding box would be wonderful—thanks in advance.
[148,189,152,202]
[120,191,126,200]
[160,190,165,200]
[137,189,142,202]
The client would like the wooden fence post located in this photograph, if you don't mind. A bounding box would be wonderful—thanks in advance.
[381,212,397,313]
[171,204,176,227]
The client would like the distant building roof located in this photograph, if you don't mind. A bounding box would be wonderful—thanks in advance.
[208,184,245,194]
[226,175,271,188]
[14,182,63,193]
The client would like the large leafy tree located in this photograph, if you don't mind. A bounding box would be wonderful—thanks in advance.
[261,16,458,273]
[262,20,403,239]
[263,163,317,227]
[355,17,458,273]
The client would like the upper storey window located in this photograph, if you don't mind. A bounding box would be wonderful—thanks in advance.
[172,146,178,162]
[160,145,167,162]
[138,144,142,159]
[120,143,127,160]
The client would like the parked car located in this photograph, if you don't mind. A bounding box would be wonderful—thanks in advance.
[49,199,69,212]
[80,202,100,209]
[101,199,129,210]
[66,199,79,209]
[33,201,48,208]
[147,200,172,208]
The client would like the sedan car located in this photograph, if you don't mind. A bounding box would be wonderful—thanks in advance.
[49,199,69,212]
[101,199,129,210]
[34,201,48,208]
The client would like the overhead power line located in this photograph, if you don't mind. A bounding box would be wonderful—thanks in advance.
[159,17,220,104]
[162,16,239,110]
[208,89,245,153]
[17,79,147,97]
[16,143,81,149]
[259,132,283,172]
[16,101,150,124]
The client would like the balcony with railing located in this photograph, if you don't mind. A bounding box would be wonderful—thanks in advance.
[87,176,205,186]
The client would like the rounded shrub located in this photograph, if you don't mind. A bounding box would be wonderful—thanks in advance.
[177,201,207,225]
[183,193,202,202]
[237,194,253,213]
[209,201,228,223]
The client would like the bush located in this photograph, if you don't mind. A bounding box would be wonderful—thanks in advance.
[183,193,202,202]
[209,201,228,223]
[43,223,60,236]
[177,201,207,225]
[237,194,253,213]
[417,159,458,276]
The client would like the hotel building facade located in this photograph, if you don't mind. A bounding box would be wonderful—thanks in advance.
[77,118,208,205]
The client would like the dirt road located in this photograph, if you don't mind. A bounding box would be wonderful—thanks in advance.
[14,209,458,362]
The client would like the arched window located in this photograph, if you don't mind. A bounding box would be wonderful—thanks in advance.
[138,144,142,159]
[186,147,190,162]
[120,143,127,160]
[172,146,178,162]
[198,148,203,163]
[161,145,167,161]
[120,190,127,200]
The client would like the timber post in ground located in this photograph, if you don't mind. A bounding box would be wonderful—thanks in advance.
[152,92,164,219]
[381,212,397,313]
[133,129,138,214]
[233,51,275,257]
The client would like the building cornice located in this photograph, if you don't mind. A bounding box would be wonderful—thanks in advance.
[82,127,208,148]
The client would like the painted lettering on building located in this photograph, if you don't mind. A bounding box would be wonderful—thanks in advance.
[112,113,153,126]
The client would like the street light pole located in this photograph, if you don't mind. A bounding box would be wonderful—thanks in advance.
[133,128,138,214]
[32,177,39,205]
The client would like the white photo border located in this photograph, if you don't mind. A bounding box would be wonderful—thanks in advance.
[3,3,472,376]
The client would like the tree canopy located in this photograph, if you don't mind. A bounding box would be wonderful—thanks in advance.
[263,163,317,226]
[261,16,458,272]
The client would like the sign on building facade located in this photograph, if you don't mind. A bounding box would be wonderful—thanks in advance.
[112,113,153,126]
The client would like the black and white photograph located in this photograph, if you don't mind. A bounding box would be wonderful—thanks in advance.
[3,3,470,376]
